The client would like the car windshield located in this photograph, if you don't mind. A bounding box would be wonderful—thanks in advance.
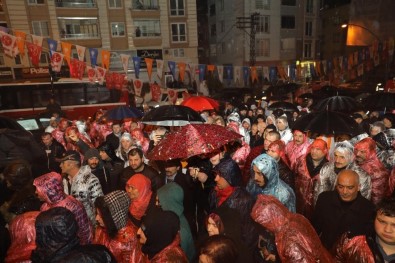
[17,119,40,131]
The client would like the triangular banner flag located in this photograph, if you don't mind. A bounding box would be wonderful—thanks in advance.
[133,78,143,97]
[61,42,72,65]
[76,45,86,61]
[47,38,58,57]
[51,52,64,72]
[0,32,17,57]
[242,66,250,84]
[234,66,241,84]
[178,62,186,82]
[15,31,26,57]
[120,54,130,74]
[70,58,85,80]
[132,56,141,78]
[87,66,96,83]
[31,35,43,47]
[168,61,176,77]
[198,64,206,81]
[26,42,42,67]
[217,65,224,83]
[145,57,154,81]
[96,66,106,85]
[101,50,110,70]
[156,59,164,79]
[89,48,98,66]
[251,66,258,82]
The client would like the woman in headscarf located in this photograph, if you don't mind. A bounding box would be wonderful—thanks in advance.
[136,208,188,263]
[204,206,253,263]
[115,132,136,166]
[5,211,39,263]
[94,190,144,263]
[125,174,156,228]
[157,183,196,261]
[31,207,116,263]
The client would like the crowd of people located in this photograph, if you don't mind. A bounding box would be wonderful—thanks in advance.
[1,97,395,263]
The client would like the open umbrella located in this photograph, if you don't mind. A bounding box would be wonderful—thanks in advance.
[147,124,243,160]
[141,105,205,126]
[292,111,362,136]
[181,96,219,111]
[268,101,299,112]
[313,95,360,112]
[103,105,144,120]
[364,92,395,113]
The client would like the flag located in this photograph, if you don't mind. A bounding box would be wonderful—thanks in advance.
[167,89,178,104]
[120,54,130,74]
[87,66,96,83]
[217,65,224,83]
[269,67,277,82]
[51,52,64,72]
[27,42,42,67]
[242,66,250,85]
[96,67,106,85]
[89,48,98,66]
[106,73,114,89]
[15,31,27,57]
[47,38,58,57]
[133,79,143,97]
[101,50,110,70]
[198,64,206,81]
[145,57,154,81]
[70,58,85,80]
[207,64,215,72]
[156,59,164,79]
[31,35,43,47]
[251,66,258,82]
[132,56,141,78]
[76,45,86,61]
[234,66,241,84]
[189,63,197,80]
[0,32,17,57]
[113,73,126,90]
[178,62,186,82]
[168,61,176,77]
[224,65,233,80]
[262,66,269,81]
[150,82,162,102]
[61,42,72,65]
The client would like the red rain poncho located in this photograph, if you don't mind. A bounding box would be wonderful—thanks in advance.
[251,194,334,263]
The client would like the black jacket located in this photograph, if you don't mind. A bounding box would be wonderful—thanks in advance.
[119,164,164,192]
[312,191,376,250]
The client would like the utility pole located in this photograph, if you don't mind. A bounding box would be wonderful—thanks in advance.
[236,12,259,66]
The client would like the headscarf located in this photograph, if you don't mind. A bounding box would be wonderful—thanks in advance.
[126,174,152,220]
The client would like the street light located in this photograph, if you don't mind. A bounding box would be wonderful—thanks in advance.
[341,23,389,87]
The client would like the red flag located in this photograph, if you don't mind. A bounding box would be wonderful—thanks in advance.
[51,52,64,72]
[87,66,96,83]
[0,32,17,57]
[105,73,114,89]
[150,82,162,102]
[70,58,85,80]
[133,79,143,97]
[27,42,42,67]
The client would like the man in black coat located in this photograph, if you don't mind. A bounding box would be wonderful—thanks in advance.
[312,169,376,250]
[161,159,196,237]
[40,132,65,174]
[105,122,122,151]
[118,148,164,192]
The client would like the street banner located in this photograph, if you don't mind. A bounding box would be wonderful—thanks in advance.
[178,62,186,82]
[217,65,224,83]
[76,45,86,61]
[168,61,176,77]
[51,52,64,72]
[198,64,206,81]
[87,66,96,83]
[15,31,26,57]
[61,42,72,65]
[120,54,130,74]
[251,66,258,82]
[0,31,17,57]
[145,57,153,81]
[133,78,143,97]
[101,50,110,70]
[156,59,164,79]
[242,66,250,85]
[27,42,42,67]
[89,48,98,66]
[47,38,57,57]
[96,66,106,85]
[70,58,85,80]
[132,56,141,78]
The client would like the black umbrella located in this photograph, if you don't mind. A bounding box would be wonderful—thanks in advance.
[313,95,361,112]
[267,83,300,96]
[268,101,299,112]
[141,105,205,126]
[364,92,395,113]
[103,105,144,120]
[292,111,362,136]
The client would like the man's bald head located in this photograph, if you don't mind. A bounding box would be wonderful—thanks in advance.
[336,169,360,202]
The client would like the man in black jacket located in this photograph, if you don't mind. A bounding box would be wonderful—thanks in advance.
[41,132,65,174]
[118,148,164,192]
[312,169,376,250]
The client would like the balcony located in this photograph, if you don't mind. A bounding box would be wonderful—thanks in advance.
[131,0,159,10]
[60,33,100,39]
[55,0,96,8]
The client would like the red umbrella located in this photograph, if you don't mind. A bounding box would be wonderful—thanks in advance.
[147,124,242,160]
[181,96,219,111]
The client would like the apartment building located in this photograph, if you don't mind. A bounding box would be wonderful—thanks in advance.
[206,0,321,68]
[0,0,198,81]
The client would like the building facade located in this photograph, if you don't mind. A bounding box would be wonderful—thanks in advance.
[206,0,322,72]
[0,0,199,82]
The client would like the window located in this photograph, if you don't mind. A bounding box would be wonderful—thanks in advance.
[132,0,159,9]
[108,0,122,8]
[210,24,216,36]
[58,18,99,39]
[257,15,269,33]
[281,0,296,6]
[15,55,22,65]
[0,55,5,66]
[170,0,184,16]
[39,52,50,65]
[219,0,224,11]
[111,22,125,37]
[173,48,184,57]
[210,44,216,56]
[256,0,270,9]
[56,0,96,8]
[281,16,295,29]
[32,21,49,37]
[305,21,312,36]
[171,23,186,42]
[28,0,44,4]
[220,20,225,33]
[306,0,313,13]
[304,42,312,58]
[256,38,269,57]
[134,20,161,37]
[209,4,216,16]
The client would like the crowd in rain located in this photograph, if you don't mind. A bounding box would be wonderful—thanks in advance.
[1,94,395,263]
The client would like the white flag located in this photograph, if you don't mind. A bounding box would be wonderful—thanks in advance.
[76,45,86,61]
[51,52,64,72]
[120,54,130,74]
[156,59,164,79]
[217,65,224,83]
[0,31,18,57]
